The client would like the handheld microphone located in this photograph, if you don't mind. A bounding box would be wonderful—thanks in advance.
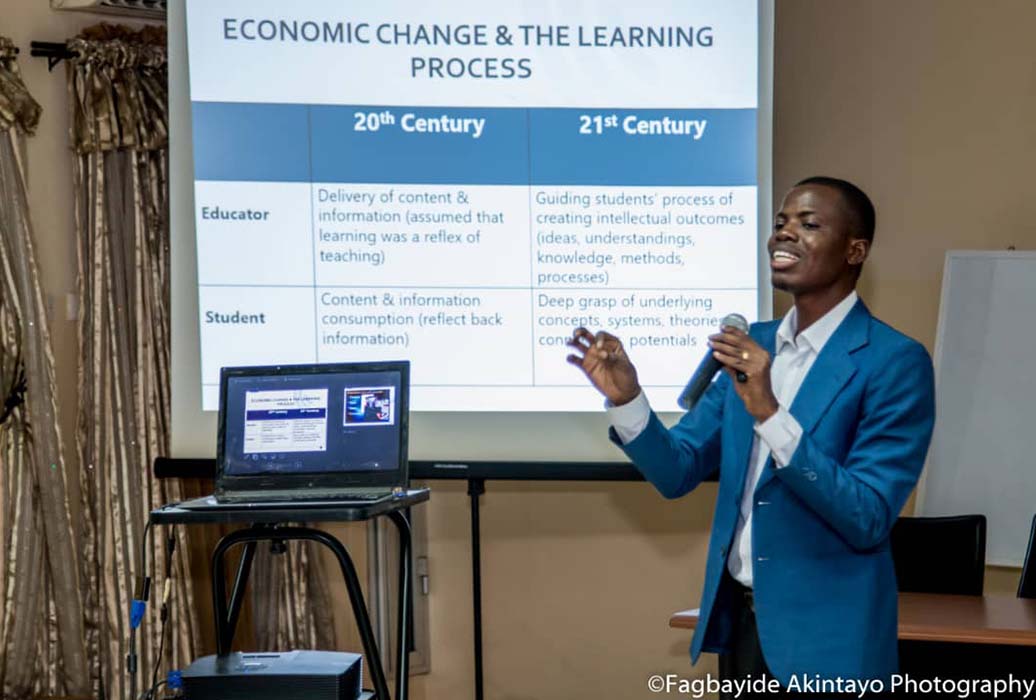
[677,313,749,411]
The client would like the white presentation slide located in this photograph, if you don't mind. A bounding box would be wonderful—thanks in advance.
[243,388,329,453]
[186,0,761,412]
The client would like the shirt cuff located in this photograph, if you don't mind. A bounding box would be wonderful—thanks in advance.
[606,391,652,445]
[754,406,803,468]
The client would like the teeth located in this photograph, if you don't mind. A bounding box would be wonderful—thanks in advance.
[773,251,799,261]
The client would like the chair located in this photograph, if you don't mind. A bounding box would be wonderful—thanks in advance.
[1019,515,1036,599]
[891,515,986,595]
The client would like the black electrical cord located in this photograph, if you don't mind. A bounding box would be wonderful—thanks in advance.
[130,519,154,700]
[141,520,152,581]
[143,531,177,700]
[143,615,169,700]
[140,679,167,700]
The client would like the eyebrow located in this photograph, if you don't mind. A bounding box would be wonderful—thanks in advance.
[775,209,819,219]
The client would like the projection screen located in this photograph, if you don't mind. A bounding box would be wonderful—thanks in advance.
[169,0,774,464]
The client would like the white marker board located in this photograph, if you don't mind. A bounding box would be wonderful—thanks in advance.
[918,250,1036,567]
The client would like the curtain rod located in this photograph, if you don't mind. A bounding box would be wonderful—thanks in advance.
[30,41,77,71]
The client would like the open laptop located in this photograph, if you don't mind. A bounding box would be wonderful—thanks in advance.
[180,361,409,509]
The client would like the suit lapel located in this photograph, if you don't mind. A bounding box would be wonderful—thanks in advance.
[753,300,871,492]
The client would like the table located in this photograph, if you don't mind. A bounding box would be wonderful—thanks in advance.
[669,593,1036,645]
[151,489,430,700]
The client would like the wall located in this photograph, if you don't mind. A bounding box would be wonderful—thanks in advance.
[6,0,1034,698]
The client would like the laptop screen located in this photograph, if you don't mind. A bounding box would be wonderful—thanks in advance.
[219,363,407,478]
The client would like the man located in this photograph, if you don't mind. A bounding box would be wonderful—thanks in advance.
[567,177,935,688]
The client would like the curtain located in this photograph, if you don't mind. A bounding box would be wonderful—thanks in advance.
[0,37,91,699]
[249,543,337,651]
[68,25,200,699]
[69,25,334,698]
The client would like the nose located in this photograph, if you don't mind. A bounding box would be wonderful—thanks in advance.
[774,223,798,243]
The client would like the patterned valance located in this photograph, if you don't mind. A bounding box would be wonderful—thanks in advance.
[67,24,168,153]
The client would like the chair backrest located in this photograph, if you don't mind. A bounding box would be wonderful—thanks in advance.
[891,515,986,596]
[1019,515,1036,599]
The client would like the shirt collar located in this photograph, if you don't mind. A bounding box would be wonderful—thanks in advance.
[775,290,859,354]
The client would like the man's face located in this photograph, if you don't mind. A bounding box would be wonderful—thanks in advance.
[768,185,869,295]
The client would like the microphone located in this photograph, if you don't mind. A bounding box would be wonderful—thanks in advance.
[677,313,750,411]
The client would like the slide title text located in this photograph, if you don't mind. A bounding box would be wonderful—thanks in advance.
[221,20,716,79]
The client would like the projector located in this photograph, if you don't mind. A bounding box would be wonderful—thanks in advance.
[182,650,364,700]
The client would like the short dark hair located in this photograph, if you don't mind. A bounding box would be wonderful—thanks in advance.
[795,176,876,243]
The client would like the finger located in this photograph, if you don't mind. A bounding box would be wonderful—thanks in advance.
[712,348,748,369]
[593,331,626,360]
[708,336,748,356]
[709,330,748,348]
[720,325,750,339]
[566,336,591,355]
[566,354,587,367]
[572,327,596,346]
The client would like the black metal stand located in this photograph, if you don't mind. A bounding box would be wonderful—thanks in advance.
[466,479,485,700]
[209,512,412,700]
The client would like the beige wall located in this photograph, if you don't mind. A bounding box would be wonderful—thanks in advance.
[6,0,1033,698]
[771,0,1036,341]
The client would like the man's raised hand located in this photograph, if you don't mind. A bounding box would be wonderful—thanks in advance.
[566,327,642,406]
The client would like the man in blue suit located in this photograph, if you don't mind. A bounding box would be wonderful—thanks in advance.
[567,177,935,690]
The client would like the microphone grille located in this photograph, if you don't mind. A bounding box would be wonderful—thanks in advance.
[721,313,749,332]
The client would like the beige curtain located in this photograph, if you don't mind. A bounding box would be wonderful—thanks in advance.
[69,25,334,697]
[0,38,91,700]
[250,544,337,651]
[67,26,200,699]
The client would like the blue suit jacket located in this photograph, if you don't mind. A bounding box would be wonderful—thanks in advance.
[615,300,935,684]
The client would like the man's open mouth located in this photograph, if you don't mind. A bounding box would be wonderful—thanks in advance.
[770,249,801,271]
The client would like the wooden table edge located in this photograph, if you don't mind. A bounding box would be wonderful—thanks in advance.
[669,602,1036,646]
[898,625,1036,646]
[669,609,699,630]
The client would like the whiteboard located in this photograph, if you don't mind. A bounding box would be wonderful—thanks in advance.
[917,251,1036,567]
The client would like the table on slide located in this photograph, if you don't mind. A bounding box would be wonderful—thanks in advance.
[192,102,760,412]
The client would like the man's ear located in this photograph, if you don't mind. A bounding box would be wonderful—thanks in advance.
[847,238,870,266]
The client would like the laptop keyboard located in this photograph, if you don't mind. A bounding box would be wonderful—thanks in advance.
[221,490,394,503]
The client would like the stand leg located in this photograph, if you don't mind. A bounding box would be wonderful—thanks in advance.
[468,479,485,700]
[212,536,258,655]
[303,529,392,700]
[226,542,257,647]
[387,511,412,700]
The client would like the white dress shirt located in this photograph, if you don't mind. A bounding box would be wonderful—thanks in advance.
[608,291,859,587]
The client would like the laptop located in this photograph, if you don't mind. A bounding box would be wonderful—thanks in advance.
[180,361,410,509]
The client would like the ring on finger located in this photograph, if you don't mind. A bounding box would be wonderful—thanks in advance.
[741,351,750,361]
